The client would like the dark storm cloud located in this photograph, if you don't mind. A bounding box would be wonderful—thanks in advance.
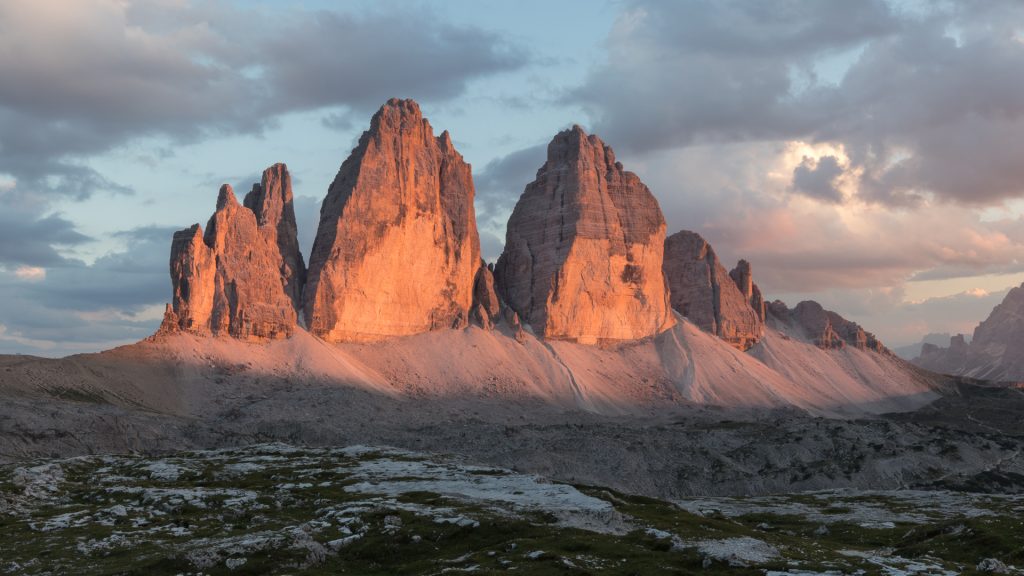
[574,0,1024,206]
[0,1,528,202]
[792,155,844,203]
[812,13,1024,206]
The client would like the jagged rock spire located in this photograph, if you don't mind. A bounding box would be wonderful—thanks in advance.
[163,164,306,340]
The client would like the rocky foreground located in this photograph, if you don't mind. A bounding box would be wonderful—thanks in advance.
[3,443,1023,575]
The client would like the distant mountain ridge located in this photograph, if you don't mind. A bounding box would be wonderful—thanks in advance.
[894,333,955,361]
[914,283,1024,382]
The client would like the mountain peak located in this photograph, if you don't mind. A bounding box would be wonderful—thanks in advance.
[216,184,238,211]
[304,98,481,342]
[494,127,673,344]
[368,98,427,136]
[164,164,305,340]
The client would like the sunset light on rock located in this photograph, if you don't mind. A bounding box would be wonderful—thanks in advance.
[2,1,1024,574]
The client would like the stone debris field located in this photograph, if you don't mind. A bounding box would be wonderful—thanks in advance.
[2,443,1023,575]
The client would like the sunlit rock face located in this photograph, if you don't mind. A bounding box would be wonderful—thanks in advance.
[164,164,306,340]
[494,125,675,344]
[768,300,886,353]
[304,99,480,342]
[663,231,763,351]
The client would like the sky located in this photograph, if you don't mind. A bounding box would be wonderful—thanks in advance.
[2,0,1024,356]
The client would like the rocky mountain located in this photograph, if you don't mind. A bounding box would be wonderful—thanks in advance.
[893,333,954,360]
[160,164,305,340]
[493,125,675,344]
[914,282,1024,381]
[6,98,1022,576]
[729,259,766,322]
[304,99,481,342]
[143,98,924,418]
[662,231,764,351]
[767,300,886,353]
[3,98,999,541]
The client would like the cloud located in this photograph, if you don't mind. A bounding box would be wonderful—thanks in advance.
[260,10,525,114]
[632,141,1024,295]
[320,111,357,133]
[479,231,505,264]
[792,155,844,203]
[293,195,321,263]
[815,13,1024,206]
[572,0,897,152]
[13,266,46,281]
[574,0,1024,206]
[25,226,173,312]
[0,205,92,267]
[0,0,528,202]
[0,224,173,355]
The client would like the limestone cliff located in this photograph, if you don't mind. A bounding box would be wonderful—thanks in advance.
[662,231,763,350]
[494,125,675,344]
[304,99,480,342]
[163,164,306,340]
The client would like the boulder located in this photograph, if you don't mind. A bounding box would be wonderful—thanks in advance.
[304,99,480,342]
[494,125,674,344]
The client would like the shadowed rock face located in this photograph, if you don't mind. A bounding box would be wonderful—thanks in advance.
[244,163,306,312]
[663,231,763,351]
[730,260,766,322]
[768,300,886,353]
[163,164,306,340]
[494,125,675,344]
[304,98,480,342]
[471,262,501,329]
[914,283,1024,380]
